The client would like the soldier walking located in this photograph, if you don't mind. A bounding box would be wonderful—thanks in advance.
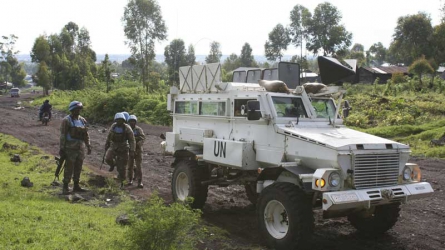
[59,101,91,195]
[127,115,145,188]
[105,113,135,189]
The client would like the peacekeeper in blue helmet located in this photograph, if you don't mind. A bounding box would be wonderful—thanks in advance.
[104,112,136,189]
[127,115,145,188]
[121,111,130,123]
[59,101,92,195]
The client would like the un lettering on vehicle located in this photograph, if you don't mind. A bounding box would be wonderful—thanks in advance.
[203,138,258,169]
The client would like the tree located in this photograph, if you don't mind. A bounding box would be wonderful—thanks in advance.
[305,2,352,56]
[0,35,26,86]
[264,24,290,61]
[186,44,196,66]
[239,43,256,67]
[100,54,113,92]
[351,43,364,52]
[205,41,222,63]
[408,56,434,88]
[164,39,187,86]
[122,0,167,92]
[441,1,445,23]
[289,4,311,60]
[222,53,239,72]
[35,61,52,95]
[368,42,387,65]
[432,23,445,66]
[31,23,97,90]
[388,12,433,65]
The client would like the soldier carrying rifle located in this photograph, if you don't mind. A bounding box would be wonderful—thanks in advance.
[59,101,92,195]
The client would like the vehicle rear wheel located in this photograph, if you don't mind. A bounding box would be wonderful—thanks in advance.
[348,203,400,235]
[171,160,209,209]
[257,182,314,250]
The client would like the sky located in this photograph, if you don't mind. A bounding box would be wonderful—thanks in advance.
[1,0,443,56]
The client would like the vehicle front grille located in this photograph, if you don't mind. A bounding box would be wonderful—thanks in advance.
[353,153,400,190]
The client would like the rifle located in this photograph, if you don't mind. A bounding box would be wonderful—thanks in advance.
[54,156,65,181]
[100,150,107,170]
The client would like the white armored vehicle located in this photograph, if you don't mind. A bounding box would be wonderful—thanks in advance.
[162,57,433,250]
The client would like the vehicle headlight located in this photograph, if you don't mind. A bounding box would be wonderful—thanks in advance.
[403,164,422,182]
[403,167,412,181]
[328,172,341,187]
[412,166,422,182]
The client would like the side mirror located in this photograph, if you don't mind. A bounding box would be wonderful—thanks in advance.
[247,100,261,121]
[342,100,351,119]
[160,133,166,140]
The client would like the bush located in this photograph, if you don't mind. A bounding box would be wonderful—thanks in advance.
[37,86,172,126]
[344,113,369,128]
[126,195,202,250]
[391,72,405,84]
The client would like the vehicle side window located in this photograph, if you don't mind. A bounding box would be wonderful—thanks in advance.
[175,101,198,114]
[234,99,257,117]
[199,102,226,116]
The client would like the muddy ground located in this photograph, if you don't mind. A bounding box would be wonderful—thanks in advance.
[0,93,444,250]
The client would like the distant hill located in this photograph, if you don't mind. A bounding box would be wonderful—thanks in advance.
[16,54,295,64]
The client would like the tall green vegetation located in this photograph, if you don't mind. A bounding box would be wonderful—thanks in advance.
[98,54,113,93]
[122,0,167,92]
[31,22,97,92]
[164,39,188,86]
[239,43,256,67]
[289,5,311,61]
[304,2,352,56]
[205,41,222,63]
[264,24,290,61]
[389,12,434,65]
[127,195,201,250]
[35,62,51,94]
[0,35,26,87]
[408,57,435,88]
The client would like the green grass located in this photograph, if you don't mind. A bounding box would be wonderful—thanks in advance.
[0,133,129,249]
[0,133,250,250]
[344,80,445,158]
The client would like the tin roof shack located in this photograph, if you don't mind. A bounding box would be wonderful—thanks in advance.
[359,66,410,84]
[438,66,445,80]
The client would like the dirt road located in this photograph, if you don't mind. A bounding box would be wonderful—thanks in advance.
[1,93,444,250]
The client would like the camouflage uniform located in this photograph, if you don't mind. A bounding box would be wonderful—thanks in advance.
[127,125,145,183]
[105,123,135,183]
[59,114,90,190]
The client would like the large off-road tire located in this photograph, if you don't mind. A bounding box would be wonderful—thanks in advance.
[257,182,314,250]
[171,160,209,209]
[347,203,401,235]
[244,182,258,205]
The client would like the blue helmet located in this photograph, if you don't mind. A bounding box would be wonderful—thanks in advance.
[121,111,130,121]
[69,101,83,111]
[128,115,137,122]
[114,112,126,121]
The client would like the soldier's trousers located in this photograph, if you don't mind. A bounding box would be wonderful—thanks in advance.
[63,148,85,184]
[105,148,128,182]
[128,150,142,181]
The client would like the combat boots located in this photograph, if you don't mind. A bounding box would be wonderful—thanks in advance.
[137,179,143,188]
[73,181,86,192]
[62,182,70,195]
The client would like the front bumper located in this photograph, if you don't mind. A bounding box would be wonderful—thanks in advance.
[322,182,434,211]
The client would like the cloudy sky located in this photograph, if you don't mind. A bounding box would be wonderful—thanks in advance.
[1,0,443,56]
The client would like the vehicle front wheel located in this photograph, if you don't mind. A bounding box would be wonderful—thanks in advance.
[348,203,400,235]
[171,160,209,209]
[257,182,314,250]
